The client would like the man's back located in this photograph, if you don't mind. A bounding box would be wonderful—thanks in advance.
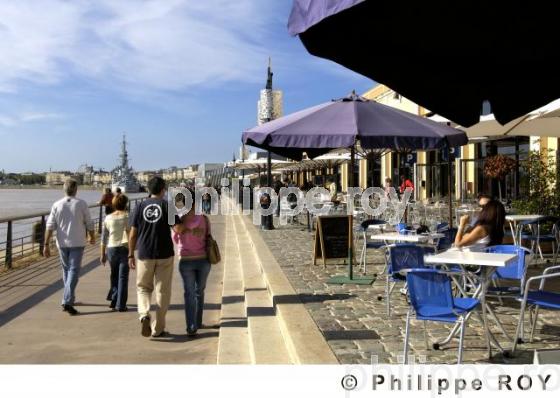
[131,197,174,260]
[47,196,92,248]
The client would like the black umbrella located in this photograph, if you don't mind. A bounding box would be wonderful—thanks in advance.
[288,0,560,127]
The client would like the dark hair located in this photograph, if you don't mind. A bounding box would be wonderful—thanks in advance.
[175,193,185,204]
[112,194,128,211]
[475,199,505,246]
[147,176,166,195]
[116,187,122,194]
[477,192,492,200]
[105,188,111,194]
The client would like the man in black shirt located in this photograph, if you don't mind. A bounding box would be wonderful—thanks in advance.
[129,176,177,338]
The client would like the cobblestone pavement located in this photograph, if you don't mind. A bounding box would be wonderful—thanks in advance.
[255,216,560,364]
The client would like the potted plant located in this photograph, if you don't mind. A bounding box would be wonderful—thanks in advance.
[483,154,517,201]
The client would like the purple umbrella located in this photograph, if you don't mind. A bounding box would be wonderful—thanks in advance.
[242,93,466,160]
[242,93,466,285]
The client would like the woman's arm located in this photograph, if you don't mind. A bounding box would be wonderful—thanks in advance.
[455,224,488,247]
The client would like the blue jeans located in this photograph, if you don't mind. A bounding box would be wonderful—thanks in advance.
[178,258,211,331]
[107,246,129,310]
[59,247,85,306]
[202,199,211,214]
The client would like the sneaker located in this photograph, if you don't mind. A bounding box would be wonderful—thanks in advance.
[140,316,151,337]
[62,304,79,316]
[151,330,169,338]
[186,328,198,336]
[117,307,128,312]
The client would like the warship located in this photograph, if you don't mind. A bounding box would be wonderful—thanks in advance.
[111,134,140,193]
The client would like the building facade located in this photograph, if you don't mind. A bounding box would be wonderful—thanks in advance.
[351,84,559,203]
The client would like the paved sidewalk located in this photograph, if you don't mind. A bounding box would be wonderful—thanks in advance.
[0,216,224,364]
[257,218,560,364]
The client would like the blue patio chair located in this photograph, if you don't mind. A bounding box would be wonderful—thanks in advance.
[519,216,560,260]
[511,264,560,354]
[486,245,532,298]
[404,269,480,364]
[358,219,388,274]
[436,227,458,252]
[396,222,416,235]
[384,244,426,316]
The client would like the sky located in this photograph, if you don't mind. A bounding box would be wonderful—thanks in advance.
[0,1,375,173]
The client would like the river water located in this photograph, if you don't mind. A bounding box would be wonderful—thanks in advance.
[0,189,147,244]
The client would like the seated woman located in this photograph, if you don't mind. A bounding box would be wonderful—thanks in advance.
[454,199,505,251]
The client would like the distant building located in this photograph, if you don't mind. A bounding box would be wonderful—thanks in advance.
[46,171,73,185]
[163,167,181,182]
[182,165,198,180]
[197,163,224,186]
[92,170,112,187]
[136,171,158,184]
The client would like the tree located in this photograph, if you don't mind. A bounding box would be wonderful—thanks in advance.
[512,149,559,216]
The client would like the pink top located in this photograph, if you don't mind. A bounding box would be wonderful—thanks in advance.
[172,215,208,259]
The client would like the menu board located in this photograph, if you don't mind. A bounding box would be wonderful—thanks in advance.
[313,215,352,266]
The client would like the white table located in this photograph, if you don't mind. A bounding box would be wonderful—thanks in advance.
[505,215,543,245]
[370,232,445,244]
[425,249,516,268]
[424,248,517,358]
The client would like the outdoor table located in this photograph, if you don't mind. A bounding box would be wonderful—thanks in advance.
[505,214,543,246]
[424,248,517,359]
[370,232,445,244]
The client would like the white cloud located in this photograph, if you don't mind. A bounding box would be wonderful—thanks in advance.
[0,1,277,94]
[19,112,64,122]
[0,115,16,127]
[0,111,64,127]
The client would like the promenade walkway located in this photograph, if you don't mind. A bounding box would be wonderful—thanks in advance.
[0,216,225,364]
[0,210,335,364]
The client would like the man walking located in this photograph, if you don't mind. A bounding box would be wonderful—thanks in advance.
[128,176,177,338]
[44,178,95,315]
[97,187,114,216]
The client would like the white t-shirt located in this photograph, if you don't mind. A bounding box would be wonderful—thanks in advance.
[47,196,94,248]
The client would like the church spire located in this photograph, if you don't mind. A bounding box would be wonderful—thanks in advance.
[265,57,273,90]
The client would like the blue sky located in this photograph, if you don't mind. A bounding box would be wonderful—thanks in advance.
[0,1,375,173]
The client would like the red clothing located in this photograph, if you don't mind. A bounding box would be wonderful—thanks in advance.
[100,192,114,206]
[400,179,414,194]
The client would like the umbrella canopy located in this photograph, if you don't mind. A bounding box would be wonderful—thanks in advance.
[288,0,560,127]
[233,158,293,170]
[429,98,560,138]
[242,93,467,160]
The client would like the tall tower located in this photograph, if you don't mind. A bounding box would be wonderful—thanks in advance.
[257,57,283,126]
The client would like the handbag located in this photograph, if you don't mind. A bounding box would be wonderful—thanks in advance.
[204,215,221,264]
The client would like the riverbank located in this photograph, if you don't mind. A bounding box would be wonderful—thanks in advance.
[0,185,104,190]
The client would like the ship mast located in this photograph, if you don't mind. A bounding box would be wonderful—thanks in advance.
[119,133,129,171]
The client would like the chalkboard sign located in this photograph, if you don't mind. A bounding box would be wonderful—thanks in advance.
[313,215,353,267]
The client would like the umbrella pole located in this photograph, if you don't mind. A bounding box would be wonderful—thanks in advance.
[349,147,355,281]
[261,151,274,230]
[267,152,272,187]
[328,145,374,285]
[448,156,453,228]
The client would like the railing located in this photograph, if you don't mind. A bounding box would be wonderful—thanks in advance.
[0,197,145,270]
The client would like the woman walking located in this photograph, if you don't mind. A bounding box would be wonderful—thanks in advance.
[100,194,130,311]
[173,189,212,336]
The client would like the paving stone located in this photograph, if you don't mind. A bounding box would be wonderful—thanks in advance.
[255,218,560,365]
